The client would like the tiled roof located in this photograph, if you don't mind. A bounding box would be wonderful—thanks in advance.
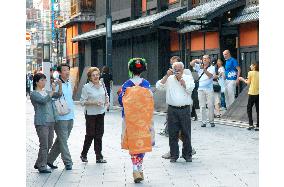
[177,0,239,22]
[72,7,186,42]
[59,13,96,28]
[228,4,259,25]
[178,25,201,33]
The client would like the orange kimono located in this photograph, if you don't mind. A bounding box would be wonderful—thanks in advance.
[121,85,154,154]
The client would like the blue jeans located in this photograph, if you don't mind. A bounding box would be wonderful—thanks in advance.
[221,92,226,108]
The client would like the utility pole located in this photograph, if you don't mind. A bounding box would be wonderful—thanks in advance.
[106,0,112,72]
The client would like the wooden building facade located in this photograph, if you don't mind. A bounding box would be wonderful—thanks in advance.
[61,0,259,98]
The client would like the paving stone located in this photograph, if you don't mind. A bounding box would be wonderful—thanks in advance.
[26,101,258,187]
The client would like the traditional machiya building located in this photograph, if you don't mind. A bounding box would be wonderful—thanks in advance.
[63,0,258,101]
[177,0,259,93]
[59,0,96,96]
[72,0,188,88]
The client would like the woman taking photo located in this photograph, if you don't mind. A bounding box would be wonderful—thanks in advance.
[80,67,109,163]
[118,58,154,183]
[30,73,62,173]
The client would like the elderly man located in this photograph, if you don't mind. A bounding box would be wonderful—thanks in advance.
[223,50,241,108]
[161,56,196,159]
[190,55,215,127]
[156,62,195,162]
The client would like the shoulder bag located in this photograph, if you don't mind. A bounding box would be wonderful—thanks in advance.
[194,71,205,90]
[54,93,70,116]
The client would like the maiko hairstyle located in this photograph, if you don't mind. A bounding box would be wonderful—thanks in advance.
[57,63,70,73]
[87,67,100,81]
[128,58,147,77]
[33,73,46,90]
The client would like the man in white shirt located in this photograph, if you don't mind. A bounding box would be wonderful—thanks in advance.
[156,62,195,162]
[190,55,215,127]
[161,56,196,160]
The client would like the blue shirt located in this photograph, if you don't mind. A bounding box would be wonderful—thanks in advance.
[118,79,151,117]
[56,80,75,120]
[225,57,239,80]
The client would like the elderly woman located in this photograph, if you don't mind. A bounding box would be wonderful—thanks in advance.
[80,67,109,163]
[118,58,154,183]
[30,73,62,173]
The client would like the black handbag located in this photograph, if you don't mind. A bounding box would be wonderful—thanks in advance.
[213,82,221,92]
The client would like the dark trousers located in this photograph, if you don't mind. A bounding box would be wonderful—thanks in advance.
[81,113,105,159]
[35,124,54,171]
[106,87,111,102]
[168,105,192,159]
[191,105,197,118]
[247,94,259,127]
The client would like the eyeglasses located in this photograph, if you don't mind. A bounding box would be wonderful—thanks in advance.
[173,69,182,72]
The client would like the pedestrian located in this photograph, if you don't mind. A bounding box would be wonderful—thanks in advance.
[30,73,62,173]
[223,50,241,108]
[118,58,154,183]
[161,57,196,159]
[156,61,195,163]
[239,62,259,131]
[47,63,75,170]
[100,66,113,111]
[186,65,199,121]
[216,59,227,110]
[190,55,216,127]
[79,67,109,163]
[212,60,222,118]
[26,74,32,97]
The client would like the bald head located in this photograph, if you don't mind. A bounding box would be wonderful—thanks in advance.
[223,50,231,60]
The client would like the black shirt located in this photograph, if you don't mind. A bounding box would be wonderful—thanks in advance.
[100,73,113,88]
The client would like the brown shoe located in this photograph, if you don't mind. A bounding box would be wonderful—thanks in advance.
[133,171,143,183]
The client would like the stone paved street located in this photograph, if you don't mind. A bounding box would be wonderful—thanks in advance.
[26,100,259,187]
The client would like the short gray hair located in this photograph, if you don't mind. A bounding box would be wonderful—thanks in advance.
[172,61,184,69]
[203,54,210,59]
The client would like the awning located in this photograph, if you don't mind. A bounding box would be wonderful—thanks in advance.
[227,4,259,25]
[177,0,246,23]
[178,25,201,33]
[59,13,96,28]
[72,6,186,42]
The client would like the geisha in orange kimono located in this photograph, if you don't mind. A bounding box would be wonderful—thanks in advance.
[118,58,155,183]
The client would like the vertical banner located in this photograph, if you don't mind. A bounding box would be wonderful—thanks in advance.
[51,0,55,40]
